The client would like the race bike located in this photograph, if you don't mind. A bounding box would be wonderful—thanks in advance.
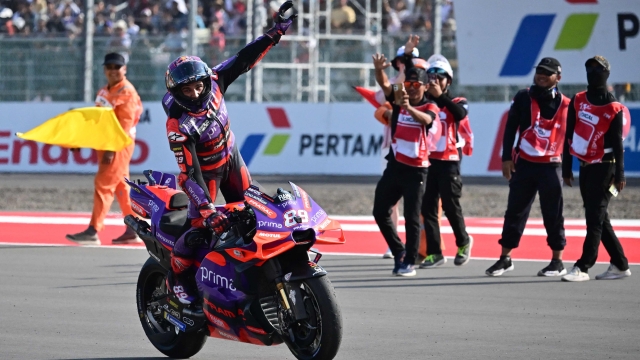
[124,170,345,360]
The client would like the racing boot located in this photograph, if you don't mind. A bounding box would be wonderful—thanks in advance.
[167,255,198,305]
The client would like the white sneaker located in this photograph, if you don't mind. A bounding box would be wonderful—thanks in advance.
[396,263,416,277]
[561,266,590,282]
[382,248,394,259]
[595,264,631,280]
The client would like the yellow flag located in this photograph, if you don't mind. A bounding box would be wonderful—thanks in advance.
[16,107,133,151]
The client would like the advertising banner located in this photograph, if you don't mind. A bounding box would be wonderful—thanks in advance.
[1,102,639,176]
[455,0,640,85]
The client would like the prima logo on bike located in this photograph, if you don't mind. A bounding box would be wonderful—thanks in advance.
[182,317,195,326]
[148,200,160,213]
[310,209,326,224]
[257,220,282,229]
[201,266,237,291]
[187,186,202,204]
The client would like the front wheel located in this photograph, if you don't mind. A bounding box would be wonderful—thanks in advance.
[282,276,343,360]
[136,257,207,359]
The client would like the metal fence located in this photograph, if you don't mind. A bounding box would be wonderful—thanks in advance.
[1,34,639,103]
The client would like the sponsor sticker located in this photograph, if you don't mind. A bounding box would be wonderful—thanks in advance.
[168,131,187,142]
[164,312,186,332]
[217,330,240,341]
[300,189,312,210]
[131,201,147,217]
[246,192,268,205]
[206,312,230,330]
[247,198,276,218]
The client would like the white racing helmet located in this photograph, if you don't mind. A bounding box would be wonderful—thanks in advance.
[426,54,453,79]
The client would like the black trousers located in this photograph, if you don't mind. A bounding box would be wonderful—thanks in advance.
[499,159,566,251]
[373,162,427,265]
[575,162,629,272]
[422,159,469,255]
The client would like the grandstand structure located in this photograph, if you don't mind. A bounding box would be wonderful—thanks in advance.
[244,0,382,103]
[1,0,636,103]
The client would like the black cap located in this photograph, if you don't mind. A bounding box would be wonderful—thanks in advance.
[536,57,561,74]
[585,55,610,71]
[405,67,427,83]
[103,52,126,66]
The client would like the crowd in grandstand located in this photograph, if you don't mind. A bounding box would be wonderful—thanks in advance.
[0,0,455,39]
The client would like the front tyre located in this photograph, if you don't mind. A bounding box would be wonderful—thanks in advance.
[137,257,207,359]
[283,276,343,360]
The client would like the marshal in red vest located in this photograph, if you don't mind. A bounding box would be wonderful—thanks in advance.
[392,102,441,168]
[430,97,473,161]
[517,95,570,163]
[570,91,625,163]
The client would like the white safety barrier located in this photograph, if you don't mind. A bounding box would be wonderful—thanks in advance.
[0,102,639,176]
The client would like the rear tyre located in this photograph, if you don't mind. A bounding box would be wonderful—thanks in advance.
[283,276,343,360]
[136,257,207,359]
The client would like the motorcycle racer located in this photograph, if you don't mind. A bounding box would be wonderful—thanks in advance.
[163,0,297,305]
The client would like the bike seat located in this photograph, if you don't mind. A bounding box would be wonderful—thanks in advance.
[146,185,189,210]
[159,209,188,237]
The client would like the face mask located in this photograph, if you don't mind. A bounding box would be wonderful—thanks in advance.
[586,70,609,89]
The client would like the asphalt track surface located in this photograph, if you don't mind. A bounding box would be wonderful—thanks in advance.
[1,245,639,360]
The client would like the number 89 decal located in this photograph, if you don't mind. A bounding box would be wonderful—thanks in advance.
[283,210,309,227]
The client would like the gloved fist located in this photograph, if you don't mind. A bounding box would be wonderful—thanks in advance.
[205,211,230,235]
[266,0,297,42]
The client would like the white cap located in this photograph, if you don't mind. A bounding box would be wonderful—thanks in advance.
[427,54,453,79]
[0,8,13,19]
[395,46,419,58]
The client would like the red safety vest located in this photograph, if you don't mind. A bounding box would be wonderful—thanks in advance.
[570,91,625,163]
[392,102,441,167]
[430,97,473,161]
[517,95,570,163]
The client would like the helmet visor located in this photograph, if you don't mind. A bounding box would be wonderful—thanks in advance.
[167,61,210,89]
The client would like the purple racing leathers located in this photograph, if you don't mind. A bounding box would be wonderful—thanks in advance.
[164,34,282,260]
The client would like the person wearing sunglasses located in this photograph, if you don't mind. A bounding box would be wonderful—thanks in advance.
[66,52,143,245]
[485,57,570,278]
[560,56,631,282]
[373,43,420,260]
[418,55,474,269]
[371,42,440,277]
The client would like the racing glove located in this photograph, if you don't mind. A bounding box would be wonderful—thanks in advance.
[205,211,230,235]
[265,0,297,44]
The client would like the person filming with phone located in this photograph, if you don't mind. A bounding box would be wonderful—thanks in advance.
[371,35,440,277]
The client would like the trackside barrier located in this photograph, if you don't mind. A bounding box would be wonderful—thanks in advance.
[0,102,639,176]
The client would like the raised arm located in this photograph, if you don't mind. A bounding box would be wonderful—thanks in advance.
[212,0,297,94]
[373,53,393,97]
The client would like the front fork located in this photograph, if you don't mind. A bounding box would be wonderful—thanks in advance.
[263,259,308,323]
